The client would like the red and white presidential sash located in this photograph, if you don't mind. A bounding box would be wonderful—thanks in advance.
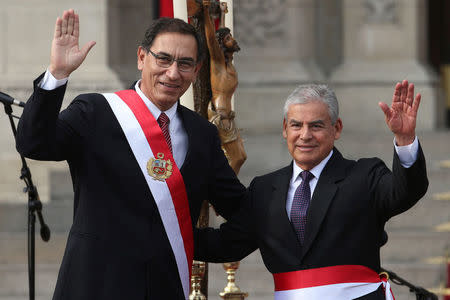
[103,90,193,299]
[273,265,394,300]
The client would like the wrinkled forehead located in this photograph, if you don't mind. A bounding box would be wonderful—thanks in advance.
[152,32,198,57]
[286,101,332,122]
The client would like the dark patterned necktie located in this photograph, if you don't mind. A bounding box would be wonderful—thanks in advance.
[290,170,314,244]
[157,112,172,153]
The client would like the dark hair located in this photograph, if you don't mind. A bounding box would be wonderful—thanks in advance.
[140,17,205,62]
[216,27,231,52]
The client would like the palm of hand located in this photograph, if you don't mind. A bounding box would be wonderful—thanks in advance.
[49,10,95,79]
[52,35,84,71]
[386,101,416,136]
[379,80,421,144]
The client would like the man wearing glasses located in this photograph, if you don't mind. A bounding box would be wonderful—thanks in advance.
[16,9,246,300]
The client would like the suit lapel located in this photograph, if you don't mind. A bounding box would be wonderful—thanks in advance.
[300,149,347,260]
[271,164,303,255]
[176,104,194,172]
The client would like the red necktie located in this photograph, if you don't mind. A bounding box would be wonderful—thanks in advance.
[290,170,314,244]
[157,112,172,153]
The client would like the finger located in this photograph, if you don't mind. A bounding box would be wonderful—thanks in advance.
[392,82,401,104]
[61,10,68,35]
[412,93,421,114]
[54,17,62,39]
[406,83,414,106]
[80,41,96,58]
[400,79,408,103]
[73,14,80,38]
[67,11,75,36]
[378,102,391,119]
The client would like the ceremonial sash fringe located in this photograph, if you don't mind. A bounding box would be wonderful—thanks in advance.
[273,265,394,300]
[103,90,193,299]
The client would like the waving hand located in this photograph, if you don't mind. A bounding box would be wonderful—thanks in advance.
[49,9,96,79]
[379,80,421,146]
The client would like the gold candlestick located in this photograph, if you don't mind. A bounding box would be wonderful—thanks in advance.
[189,261,207,300]
[219,262,248,300]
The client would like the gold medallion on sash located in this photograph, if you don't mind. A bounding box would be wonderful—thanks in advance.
[147,152,173,181]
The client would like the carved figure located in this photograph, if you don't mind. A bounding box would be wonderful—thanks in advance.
[203,0,246,174]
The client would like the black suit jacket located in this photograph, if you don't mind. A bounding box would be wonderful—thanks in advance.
[195,147,428,299]
[16,74,246,300]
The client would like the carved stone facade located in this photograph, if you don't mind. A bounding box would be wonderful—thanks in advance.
[234,0,286,47]
[365,0,397,24]
[329,0,438,131]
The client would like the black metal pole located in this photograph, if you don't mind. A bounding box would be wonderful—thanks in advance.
[380,268,438,300]
[2,103,50,300]
[28,209,36,300]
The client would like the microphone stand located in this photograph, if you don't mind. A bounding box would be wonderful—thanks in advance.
[380,267,438,300]
[2,102,51,300]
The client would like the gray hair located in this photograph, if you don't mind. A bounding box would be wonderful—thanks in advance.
[283,84,339,124]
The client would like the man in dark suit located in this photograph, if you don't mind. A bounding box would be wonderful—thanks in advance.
[16,9,246,300]
[195,82,428,299]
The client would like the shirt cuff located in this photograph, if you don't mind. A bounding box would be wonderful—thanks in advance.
[393,136,419,168]
[38,69,68,90]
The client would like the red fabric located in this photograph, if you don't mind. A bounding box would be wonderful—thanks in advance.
[159,0,174,17]
[273,265,382,291]
[115,89,193,280]
[215,18,220,30]
[445,261,450,300]
[157,112,172,153]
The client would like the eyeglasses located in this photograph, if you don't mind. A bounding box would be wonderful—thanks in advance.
[148,49,197,73]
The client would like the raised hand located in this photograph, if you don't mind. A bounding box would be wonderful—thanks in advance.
[378,80,421,146]
[49,9,96,79]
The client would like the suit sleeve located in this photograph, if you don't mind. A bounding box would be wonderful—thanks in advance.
[205,125,247,220]
[372,142,428,222]
[16,73,90,161]
[194,179,258,262]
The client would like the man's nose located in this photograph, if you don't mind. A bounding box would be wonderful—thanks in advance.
[165,63,181,79]
[300,127,312,140]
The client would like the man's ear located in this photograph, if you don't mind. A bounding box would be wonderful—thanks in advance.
[334,118,343,140]
[282,118,288,139]
[137,46,146,71]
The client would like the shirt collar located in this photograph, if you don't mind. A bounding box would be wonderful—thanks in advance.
[291,149,334,182]
[135,80,178,121]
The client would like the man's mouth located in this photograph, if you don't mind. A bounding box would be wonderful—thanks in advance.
[297,145,316,151]
[160,82,179,88]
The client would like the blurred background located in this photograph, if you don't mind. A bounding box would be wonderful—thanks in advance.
[0,0,449,299]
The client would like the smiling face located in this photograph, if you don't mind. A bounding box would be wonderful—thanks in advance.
[137,32,201,111]
[283,100,343,170]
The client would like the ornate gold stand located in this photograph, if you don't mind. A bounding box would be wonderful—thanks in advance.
[189,261,207,300]
[219,262,248,300]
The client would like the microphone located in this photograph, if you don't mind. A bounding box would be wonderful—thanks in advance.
[0,91,26,107]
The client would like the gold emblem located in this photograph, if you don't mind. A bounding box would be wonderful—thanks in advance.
[147,152,173,181]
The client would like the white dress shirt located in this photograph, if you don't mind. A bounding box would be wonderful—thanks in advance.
[286,137,420,219]
[39,70,188,167]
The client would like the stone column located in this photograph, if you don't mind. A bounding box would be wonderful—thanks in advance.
[330,0,439,131]
[234,0,323,133]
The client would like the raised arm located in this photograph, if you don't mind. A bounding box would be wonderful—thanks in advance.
[16,9,96,160]
[202,0,225,66]
[49,9,96,79]
[375,80,428,219]
[378,80,421,146]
